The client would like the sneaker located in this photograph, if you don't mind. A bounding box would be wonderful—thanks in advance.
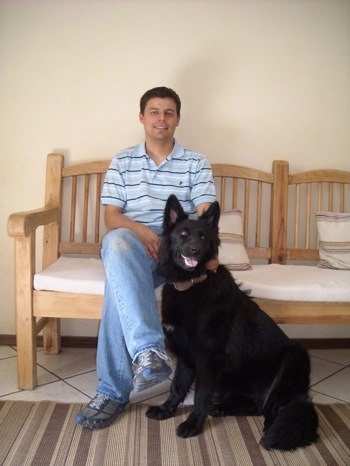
[133,348,172,393]
[75,393,129,429]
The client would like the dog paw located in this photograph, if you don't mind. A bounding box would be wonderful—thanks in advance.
[208,407,225,417]
[176,421,202,438]
[146,406,175,420]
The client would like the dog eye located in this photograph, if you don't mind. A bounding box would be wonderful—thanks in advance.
[200,234,206,240]
[180,230,188,238]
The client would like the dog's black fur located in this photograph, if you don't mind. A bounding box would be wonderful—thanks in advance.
[146,195,319,451]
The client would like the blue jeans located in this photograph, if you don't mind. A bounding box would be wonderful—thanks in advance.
[96,228,165,403]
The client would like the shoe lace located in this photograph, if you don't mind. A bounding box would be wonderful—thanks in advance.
[90,394,109,409]
[137,350,153,369]
[137,348,171,370]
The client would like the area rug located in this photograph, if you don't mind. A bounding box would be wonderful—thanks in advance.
[0,401,349,465]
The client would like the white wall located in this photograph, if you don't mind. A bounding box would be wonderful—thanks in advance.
[1,0,350,338]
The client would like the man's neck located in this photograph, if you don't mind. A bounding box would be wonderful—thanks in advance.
[145,139,175,166]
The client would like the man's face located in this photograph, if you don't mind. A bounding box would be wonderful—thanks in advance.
[139,97,180,142]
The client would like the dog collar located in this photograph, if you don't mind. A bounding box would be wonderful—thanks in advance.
[173,274,207,291]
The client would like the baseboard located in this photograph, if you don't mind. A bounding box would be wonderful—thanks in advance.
[1,334,350,349]
[0,335,98,348]
[295,338,350,349]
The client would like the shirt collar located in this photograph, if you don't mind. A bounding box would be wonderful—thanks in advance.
[136,139,184,160]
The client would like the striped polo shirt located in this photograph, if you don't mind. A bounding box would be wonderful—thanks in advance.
[101,140,216,233]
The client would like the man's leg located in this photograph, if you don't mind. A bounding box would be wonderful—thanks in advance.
[76,228,169,428]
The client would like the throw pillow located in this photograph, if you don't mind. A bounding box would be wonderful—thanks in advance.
[316,211,350,269]
[219,210,252,270]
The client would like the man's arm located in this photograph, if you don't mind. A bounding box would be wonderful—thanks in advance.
[196,202,212,217]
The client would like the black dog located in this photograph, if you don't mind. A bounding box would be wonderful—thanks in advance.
[146,194,318,451]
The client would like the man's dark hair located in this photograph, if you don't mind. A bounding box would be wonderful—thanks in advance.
[140,87,181,116]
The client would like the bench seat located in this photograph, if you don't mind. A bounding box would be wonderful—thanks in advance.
[34,257,350,305]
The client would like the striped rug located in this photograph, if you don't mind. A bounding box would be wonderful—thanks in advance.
[0,401,349,465]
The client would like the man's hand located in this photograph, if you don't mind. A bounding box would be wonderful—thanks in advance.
[206,255,219,273]
[133,223,161,262]
[104,205,160,261]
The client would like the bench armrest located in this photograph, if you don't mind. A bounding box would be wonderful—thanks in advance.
[8,206,60,238]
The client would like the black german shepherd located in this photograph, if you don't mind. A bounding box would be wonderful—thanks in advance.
[146,194,318,451]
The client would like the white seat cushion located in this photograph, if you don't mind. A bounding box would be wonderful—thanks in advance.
[34,257,350,303]
[33,256,164,300]
[233,264,350,302]
[34,256,106,295]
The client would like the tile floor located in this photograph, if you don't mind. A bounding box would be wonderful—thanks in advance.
[0,346,350,406]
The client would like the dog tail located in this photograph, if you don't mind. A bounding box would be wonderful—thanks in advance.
[261,395,319,451]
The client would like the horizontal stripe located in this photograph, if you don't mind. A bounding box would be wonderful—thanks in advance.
[316,212,350,222]
[319,241,350,253]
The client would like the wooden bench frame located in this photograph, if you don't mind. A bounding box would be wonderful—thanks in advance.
[8,154,350,389]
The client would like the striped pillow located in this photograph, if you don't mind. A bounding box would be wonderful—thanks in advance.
[316,211,350,269]
[219,210,251,271]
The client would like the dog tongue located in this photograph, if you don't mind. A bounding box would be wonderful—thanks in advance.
[183,256,198,267]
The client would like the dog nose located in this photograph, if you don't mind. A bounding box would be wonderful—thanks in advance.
[190,247,199,255]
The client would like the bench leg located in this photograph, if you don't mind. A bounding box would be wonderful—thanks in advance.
[43,318,62,355]
[14,235,38,389]
[16,316,37,390]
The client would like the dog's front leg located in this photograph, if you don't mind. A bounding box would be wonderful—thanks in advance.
[146,359,195,421]
[176,364,216,438]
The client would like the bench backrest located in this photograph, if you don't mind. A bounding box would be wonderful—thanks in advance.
[286,168,350,263]
[42,155,289,269]
[211,161,288,264]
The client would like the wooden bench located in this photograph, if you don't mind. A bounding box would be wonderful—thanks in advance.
[8,155,350,389]
[231,166,350,324]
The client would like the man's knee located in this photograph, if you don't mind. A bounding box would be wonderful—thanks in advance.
[102,229,143,259]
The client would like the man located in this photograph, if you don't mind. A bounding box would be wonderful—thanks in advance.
[75,86,217,429]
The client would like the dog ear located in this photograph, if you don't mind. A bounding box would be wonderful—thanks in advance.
[163,194,186,230]
[199,201,220,230]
